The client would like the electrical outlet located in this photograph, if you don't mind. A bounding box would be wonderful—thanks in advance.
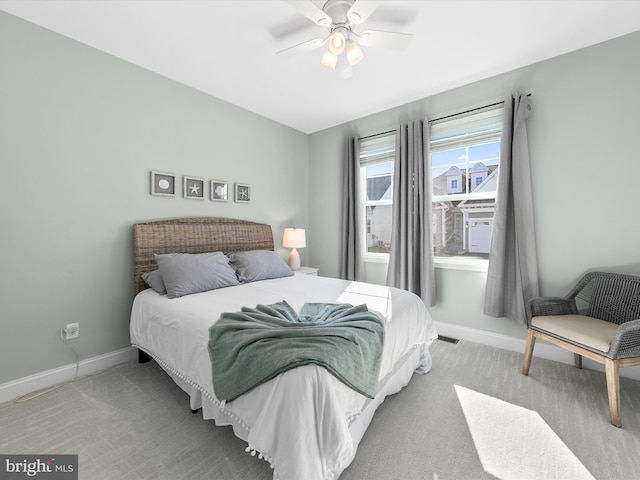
[63,322,79,340]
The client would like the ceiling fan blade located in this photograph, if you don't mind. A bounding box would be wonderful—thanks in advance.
[357,29,413,50]
[348,0,380,25]
[284,0,332,26]
[276,37,328,57]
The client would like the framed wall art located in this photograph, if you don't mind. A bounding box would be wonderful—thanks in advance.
[234,183,251,203]
[183,176,205,200]
[151,171,176,197]
[210,180,228,202]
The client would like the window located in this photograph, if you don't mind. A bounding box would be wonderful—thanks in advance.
[359,133,395,257]
[358,104,503,265]
[431,106,503,260]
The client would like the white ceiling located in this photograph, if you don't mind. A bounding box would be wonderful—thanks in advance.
[2,0,640,134]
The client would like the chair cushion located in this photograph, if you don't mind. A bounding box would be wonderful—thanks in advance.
[531,314,618,353]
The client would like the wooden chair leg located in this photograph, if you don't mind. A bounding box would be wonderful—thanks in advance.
[574,353,583,369]
[522,329,536,375]
[605,358,621,428]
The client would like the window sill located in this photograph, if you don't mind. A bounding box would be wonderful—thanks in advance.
[364,254,489,272]
[434,257,488,272]
[363,254,390,264]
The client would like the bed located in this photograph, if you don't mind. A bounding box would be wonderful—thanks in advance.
[129,217,438,480]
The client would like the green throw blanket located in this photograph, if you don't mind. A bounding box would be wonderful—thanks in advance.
[208,301,385,402]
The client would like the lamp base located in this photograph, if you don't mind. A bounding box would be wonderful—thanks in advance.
[288,248,301,270]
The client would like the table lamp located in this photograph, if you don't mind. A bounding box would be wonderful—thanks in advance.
[282,228,306,270]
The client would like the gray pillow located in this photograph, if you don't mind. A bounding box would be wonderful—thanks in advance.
[154,252,240,299]
[228,250,293,283]
[142,269,167,295]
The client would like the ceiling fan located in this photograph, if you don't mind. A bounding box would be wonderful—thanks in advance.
[278,0,413,79]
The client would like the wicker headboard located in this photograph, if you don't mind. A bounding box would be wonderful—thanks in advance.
[133,217,274,294]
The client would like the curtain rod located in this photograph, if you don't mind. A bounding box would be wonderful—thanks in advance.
[359,94,531,141]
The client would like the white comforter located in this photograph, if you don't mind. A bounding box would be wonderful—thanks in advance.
[130,275,437,480]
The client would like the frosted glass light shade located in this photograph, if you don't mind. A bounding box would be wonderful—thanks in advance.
[321,48,338,69]
[345,41,363,65]
[328,30,346,55]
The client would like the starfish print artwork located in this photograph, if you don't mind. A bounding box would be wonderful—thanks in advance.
[235,184,250,202]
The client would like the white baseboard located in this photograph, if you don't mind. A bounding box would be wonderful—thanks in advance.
[0,346,137,405]
[3,324,638,406]
[434,321,640,382]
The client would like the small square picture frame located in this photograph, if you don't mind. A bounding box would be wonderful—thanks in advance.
[183,176,205,200]
[151,171,176,197]
[210,180,229,202]
[234,183,251,203]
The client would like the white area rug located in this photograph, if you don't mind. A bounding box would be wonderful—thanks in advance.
[455,385,595,480]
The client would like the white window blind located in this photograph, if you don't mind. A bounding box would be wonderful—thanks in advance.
[359,133,395,165]
[430,106,503,153]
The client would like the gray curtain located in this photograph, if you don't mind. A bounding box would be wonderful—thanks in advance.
[386,119,436,306]
[484,93,539,323]
[340,136,362,281]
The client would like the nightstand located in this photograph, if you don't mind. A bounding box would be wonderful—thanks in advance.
[293,266,319,276]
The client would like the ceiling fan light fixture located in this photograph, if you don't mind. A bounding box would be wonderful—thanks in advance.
[321,48,338,69]
[345,40,364,65]
[328,30,346,55]
[336,53,353,80]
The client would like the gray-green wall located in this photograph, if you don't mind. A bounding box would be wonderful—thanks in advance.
[0,12,309,384]
[308,31,640,340]
[2,8,639,386]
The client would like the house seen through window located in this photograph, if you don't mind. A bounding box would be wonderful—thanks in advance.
[359,105,503,262]
[360,134,395,256]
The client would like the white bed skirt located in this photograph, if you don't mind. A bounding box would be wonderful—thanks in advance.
[145,342,432,479]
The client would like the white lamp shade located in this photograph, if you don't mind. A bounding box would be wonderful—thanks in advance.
[328,30,346,55]
[321,48,338,69]
[283,228,306,248]
[345,40,364,66]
